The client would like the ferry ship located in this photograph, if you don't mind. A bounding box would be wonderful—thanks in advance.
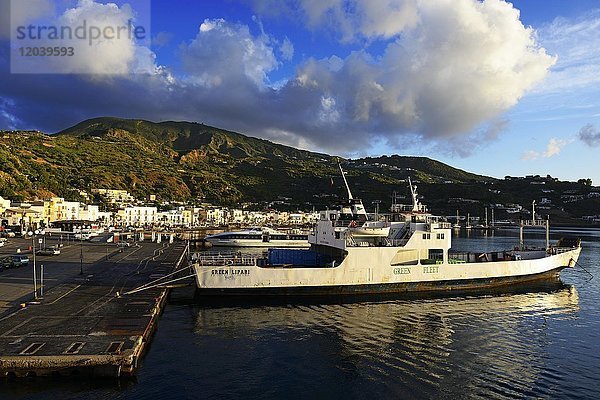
[204,227,309,248]
[192,170,582,296]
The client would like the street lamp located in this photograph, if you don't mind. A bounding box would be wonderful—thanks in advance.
[79,225,83,275]
[27,228,44,300]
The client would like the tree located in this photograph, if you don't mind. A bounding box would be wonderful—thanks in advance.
[577,178,593,186]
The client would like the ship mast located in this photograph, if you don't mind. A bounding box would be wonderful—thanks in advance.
[408,177,420,212]
[338,162,354,200]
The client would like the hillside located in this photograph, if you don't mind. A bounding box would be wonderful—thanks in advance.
[0,117,597,222]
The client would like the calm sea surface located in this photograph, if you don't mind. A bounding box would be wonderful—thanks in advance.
[2,227,600,399]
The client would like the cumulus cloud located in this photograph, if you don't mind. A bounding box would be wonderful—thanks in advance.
[578,124,600,147]
[271,0,555,145]
[521,137,570,160]
[180,18,278,88]
[1,0,555,157]
[1,0,55,39]
[59,1,138,74]
[251,0,420,42]
[8,0,155,74]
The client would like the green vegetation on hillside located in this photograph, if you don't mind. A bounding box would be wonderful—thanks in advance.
[0,117,597,223]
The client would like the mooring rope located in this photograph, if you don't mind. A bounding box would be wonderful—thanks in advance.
[573,259,593,281]
[118,263,226,297]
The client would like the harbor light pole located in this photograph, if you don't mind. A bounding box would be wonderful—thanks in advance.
[79,225,83,275]
[80,237,83,275]
[27,229,44,300]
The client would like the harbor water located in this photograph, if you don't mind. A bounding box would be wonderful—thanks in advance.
[2,227,600,399]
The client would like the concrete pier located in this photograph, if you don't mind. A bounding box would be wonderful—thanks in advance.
[0,237,188,378]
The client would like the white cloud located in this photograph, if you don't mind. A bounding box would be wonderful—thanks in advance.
[8,0,156,75]
[61,2,135,74]
[543,137,568,157]
[0,0,557,158]
[279,37,294,61]
[2,0,55,38]
[281,0,554,143]
[319,96,340,123]
[521,137,570,160]
[521,150,540,161]
[180,18,278,88]
[257,0,420,42]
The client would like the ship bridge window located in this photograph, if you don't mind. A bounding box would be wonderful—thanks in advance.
[422,248,444,265]
[422,233,431,239]
[437,233,445,239]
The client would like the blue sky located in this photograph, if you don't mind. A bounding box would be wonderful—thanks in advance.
[1,0,600,185]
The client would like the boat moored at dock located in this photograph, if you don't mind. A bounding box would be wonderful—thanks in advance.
[192,170,582,296]
[204,227,309,248]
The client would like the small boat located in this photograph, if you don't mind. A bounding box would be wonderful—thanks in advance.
[204,227,309,248]
[192,170,582,296]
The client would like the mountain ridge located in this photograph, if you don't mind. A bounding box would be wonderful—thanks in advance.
[0,117,596,222]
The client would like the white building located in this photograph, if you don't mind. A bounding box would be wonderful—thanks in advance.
[97,211,113,226]
[49,197,80,221]
[0,196,10,213]
[157,207,193,227]
[230,209,244,223]
[117,206,158,226]
[79,204,100,221]
[205,208,227,226]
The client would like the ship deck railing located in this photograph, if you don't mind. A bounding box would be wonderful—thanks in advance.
[551,246,579,255]
[195,252,259,267]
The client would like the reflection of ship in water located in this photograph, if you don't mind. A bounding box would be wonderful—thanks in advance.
[193,284,579,398]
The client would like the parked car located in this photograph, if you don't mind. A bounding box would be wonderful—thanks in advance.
[116,242,131,248]
[0,230,16,238]
[36,247,61,256]
[0,255,29,268]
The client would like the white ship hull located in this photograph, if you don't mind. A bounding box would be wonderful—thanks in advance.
[193,246,580,295]
[193,173,582,296]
